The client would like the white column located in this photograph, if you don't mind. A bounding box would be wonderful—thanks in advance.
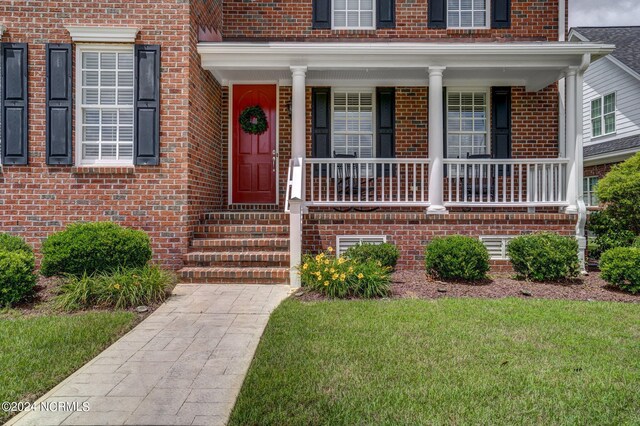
[564,68,578,214]
[575,69,588,272]
[290,66,307,160]
[427,66,447,214]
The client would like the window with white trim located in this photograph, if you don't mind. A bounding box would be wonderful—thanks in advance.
[332,90,375,158]
[446,91,489,159]
[78,46,134,165]
[448,0,489,28]
[583,176,599,206]
[333,0,375,29]
[591,93,616,138]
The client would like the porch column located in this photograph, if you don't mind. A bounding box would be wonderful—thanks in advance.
[565,68,578,214]
[290,66,307,160]
[427,66,448,214]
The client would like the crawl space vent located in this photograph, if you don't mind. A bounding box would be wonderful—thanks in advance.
[336,235,387,256]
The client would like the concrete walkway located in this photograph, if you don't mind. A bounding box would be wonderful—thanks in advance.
[8,284,290,426]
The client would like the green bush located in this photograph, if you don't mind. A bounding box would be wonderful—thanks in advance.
[424,236,490,282]
[55,265,175,311]
[345,242,400,270]
[599,247,640,294]
[633,237,640,249]
[0,250,37,307]
[507,233,579,282]
[299,250,391,298]
[0,233,33,255]
[596,152,640,234]
[41,222,152,277]
[587,210,636,258]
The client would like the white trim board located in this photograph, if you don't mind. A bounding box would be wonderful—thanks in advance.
[66,26,139,43]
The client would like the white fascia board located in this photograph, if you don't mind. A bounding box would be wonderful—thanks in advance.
[66,26,139,43]
[584,148,640,166]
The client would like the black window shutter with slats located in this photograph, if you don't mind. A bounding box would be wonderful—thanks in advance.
[428,0,447,29]
[312,0,332,29]
[46,44,73,165]
[312,87,331,176]
[492,87,512,176]
[376,87,395,175]
[1,43,29,165]
[491,0,511,29]
[377,0,395,28]
[134,45,160,166]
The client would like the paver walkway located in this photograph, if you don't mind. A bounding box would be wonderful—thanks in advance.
[8,284,290,426]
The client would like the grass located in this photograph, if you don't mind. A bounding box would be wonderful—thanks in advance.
[0,311,136,423]
[230,298,640,425]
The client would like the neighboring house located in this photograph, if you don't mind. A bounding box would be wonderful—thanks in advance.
[569,27,640,207]
[0,1,613,285]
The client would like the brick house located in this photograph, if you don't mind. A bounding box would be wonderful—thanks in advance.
[0,0,613,285]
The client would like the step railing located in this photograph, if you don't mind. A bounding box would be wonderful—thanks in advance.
[443,158,569,207]
[305,158,431,207]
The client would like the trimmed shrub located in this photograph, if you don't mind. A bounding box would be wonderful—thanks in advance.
[599,247,640,294]
[299,249,391,298]
[55,265,175,311]
[507,233,579,282]
[41,222,152,277]
[0,233,33,255]
[344,242,400,270]
[596,152,640,234]
[587,210,636,258]
[424,236,490,282]
[0,249,37,307]
[633,237,640,249]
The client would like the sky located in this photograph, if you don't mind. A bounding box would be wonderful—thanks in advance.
[570,0,640,27]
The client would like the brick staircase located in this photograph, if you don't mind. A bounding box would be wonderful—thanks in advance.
[178,212,290,284]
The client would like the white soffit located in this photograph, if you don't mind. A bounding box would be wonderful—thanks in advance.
[66,26,139,43]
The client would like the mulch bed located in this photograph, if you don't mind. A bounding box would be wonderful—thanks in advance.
[296,271,640,303]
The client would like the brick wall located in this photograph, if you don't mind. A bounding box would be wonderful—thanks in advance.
[222,0,563,41]
[0,0,223,269]
[304,212,576,270]
[584,162,618,179]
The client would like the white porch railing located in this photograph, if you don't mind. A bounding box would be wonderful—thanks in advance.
[443,158,569,207]
[305,158,431,207]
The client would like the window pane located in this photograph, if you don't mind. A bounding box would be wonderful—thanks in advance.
[592,118,602,137]
[332,90,375,159]
[591,98,602,118]
[82,52,99,70]
[83,71,99,87]
[333,0,373,28]
[604,93,615,114]
[604,113,615,134]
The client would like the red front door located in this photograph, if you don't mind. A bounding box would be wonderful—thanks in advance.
[232,85,277,204]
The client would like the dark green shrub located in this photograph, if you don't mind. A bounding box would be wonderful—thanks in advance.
[0,249,37,307]
[507,233,579,282]
[55,265,175,311]
[633,237,640,249]
[0,233,33,255]
[596,152,640,234]
[424,236,490,282]
[345,242,400,270]
[587,210,636,258]
[299,250,391,298]
[41,222,152,277]
[600,247,640,294]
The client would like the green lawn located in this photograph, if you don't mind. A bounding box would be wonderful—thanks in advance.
[230,298,640,425]
[0,311,136,423]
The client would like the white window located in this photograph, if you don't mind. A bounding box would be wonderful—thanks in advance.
[591,93,616,138]
[448,0,489,28]
[332,90,375,158]
[333,0,375,29]
[446,90,489,159]
[583,176,599,206]
[77,45,134,165]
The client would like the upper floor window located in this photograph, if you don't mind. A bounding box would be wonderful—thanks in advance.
[333,0,375,29]
[77,45,134,166]
[446,90,489,159]
[448,0,489,28]
[591,93,616,138]
[332,90,375,158]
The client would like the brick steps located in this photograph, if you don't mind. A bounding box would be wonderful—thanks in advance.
[178,212,290,285]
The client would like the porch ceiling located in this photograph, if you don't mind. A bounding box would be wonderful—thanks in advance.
[198,42,614,92]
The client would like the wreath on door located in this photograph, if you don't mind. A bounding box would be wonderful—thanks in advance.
[239,105,268,135]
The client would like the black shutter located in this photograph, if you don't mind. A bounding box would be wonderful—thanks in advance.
[377,0,395,28]
[376,87,395,175]
[312,87,331,176]
[313,0,332,29]
[491,0,511,29]
[134,45,160,166]
[46,44,73,165]
[428,0,447,29]
[1,43,28,165]
[492,87,512,176]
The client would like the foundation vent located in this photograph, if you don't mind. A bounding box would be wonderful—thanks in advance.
[336,235,387,256]
[479,236,514,260]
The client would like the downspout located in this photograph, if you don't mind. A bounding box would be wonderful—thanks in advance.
[575,54,591,274]
[558,0,566,157]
